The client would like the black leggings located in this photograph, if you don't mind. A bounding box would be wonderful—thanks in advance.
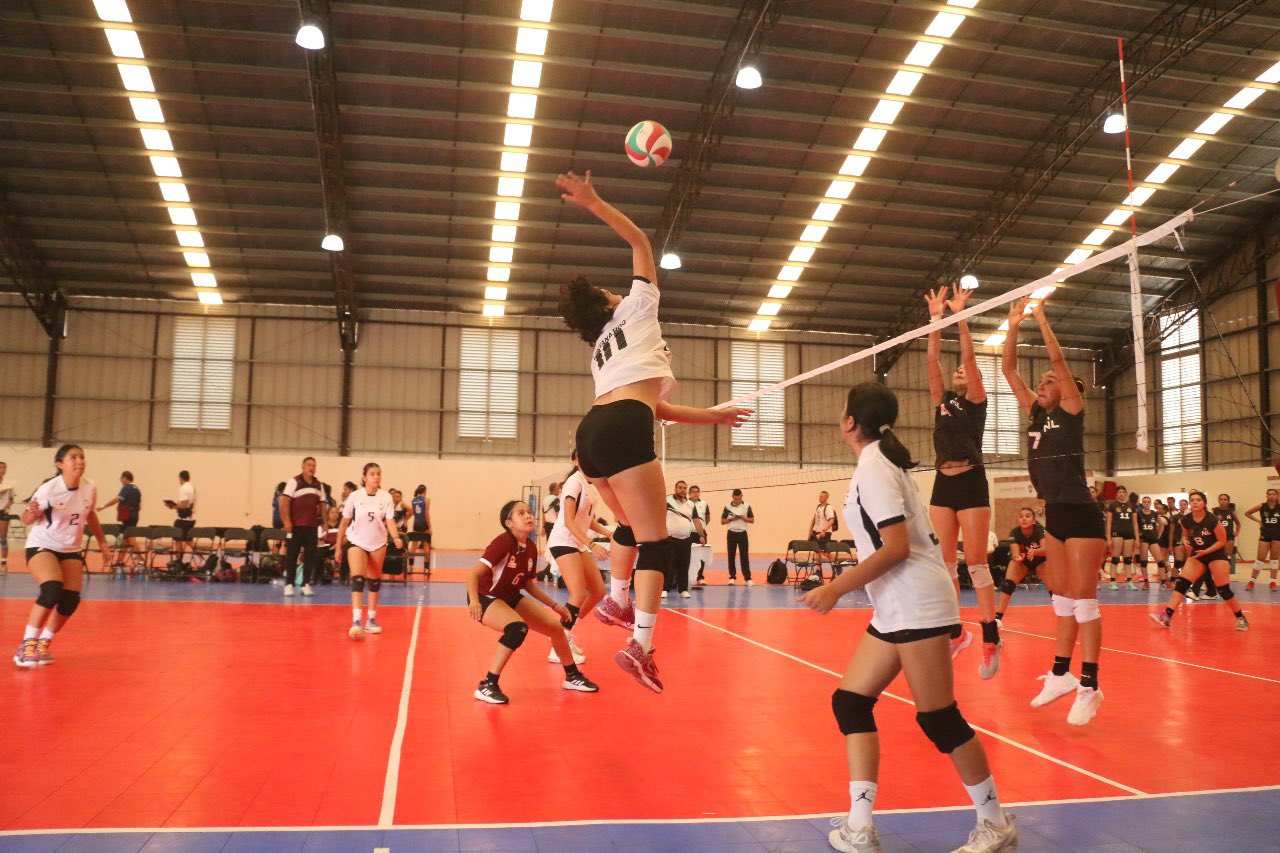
[727,530,751,580]
[665,535,693,593]
[284,526,320,586]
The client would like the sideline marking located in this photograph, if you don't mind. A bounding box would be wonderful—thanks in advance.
[379,593,425,827]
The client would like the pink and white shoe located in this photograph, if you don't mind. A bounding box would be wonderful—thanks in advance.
[615,638,663,693]
[594,596,635,629]
[950,629,973,659]
[978,642,1001,680]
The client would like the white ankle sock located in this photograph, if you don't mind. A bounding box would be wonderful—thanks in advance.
[352,608,362,622]
[38,628,54,641]
[23,625,38,641]
[964,776,1006,826]
[632,609,657,651]
[847,781,877,829]
[610,577,630,606]
[367,609,377,621]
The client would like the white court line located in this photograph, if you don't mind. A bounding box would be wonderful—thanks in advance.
[964,619,1280,685]
[378,593,425,828]
[667,609,1147,796]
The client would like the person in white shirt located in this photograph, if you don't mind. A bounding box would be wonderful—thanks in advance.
[687,485,711,587]
[545,449,613,665]
[809,491,839,579]
[13,444,109,669]
[801,383,1016,853]
[165,470,197,561]
[721,489,754,584]
[0,461,17,570]
[556,170,750,693]
[541,482,561,539]
[336,462,403,639]
[664,481,696,599]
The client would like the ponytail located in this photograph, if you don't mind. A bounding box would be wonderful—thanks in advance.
[844,382,916,470]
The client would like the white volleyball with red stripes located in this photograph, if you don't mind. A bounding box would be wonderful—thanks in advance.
[624,120,672,167]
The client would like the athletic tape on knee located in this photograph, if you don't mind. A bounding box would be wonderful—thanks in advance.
[350,575,366,593]
[612,525,636,548]
[1173,576,1191,595]
[1051,594,1075,618]
[915,702,975,754]
[831,689,877,735]
[998,578,1018,596]
[35,580,63,610]
[1072,598,1100,624]
[499,621,528,650]
[367,578,382,592]
[968,563,993,588]
[1218,582,1235,601]
[635,539,672,574]
[55,589,80,617]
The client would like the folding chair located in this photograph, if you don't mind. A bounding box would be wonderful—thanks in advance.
[117,526,151,577]
[403,531,432,578]
[91,523,122,574]
[826,541,856,578]
[220,527,256,581]
[146,526,183,580]
[382,536,409,583]
[186,527,221,578]
[257,528,287,583]
[785,540,822,586]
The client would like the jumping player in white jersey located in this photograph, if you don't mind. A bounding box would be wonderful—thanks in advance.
[555,170,749,692]
[546,448,612,665]
[337,462,403,640]
[802,383,1016,853]
[13,444,109,669]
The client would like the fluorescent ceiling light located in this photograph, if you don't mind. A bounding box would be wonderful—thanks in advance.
[1195,112,1232,135]
[983,333,1005,346]
[515,27,548,56]
[93,0,133,22]
[1102,113,1126,134]
[735,66,763,89]
[159,182,189,203]
[825,180,855,200]
[482,303,506,318]
[1124,186,1155,206]
[520,0,554,23]
[757,302,782,316]
[868,100,903,125]
[1082,228,1111,246]
[788,246,815,262]
[167,206,196,225]
[494,201,521,221]
[140,128,173,151]
[149,155,181,177]
[485,286,509,301]
[321,234,344,251]
[1063,249,1093,265]
[507,92,538,119]
[885,70,922,96]
[959,274,979,289]
[511,60,543,88]
[183,251,210,268]
[191,272,216,287]
[998,320,1010,331]
[947,0,980,8]
[117,63,154,92]
[503,123,533,147]
[1031,285,1057,300]
[497,176,525,197]
[853,127,887,152]
[499,151,529,173]
[839,154,871,177]
[1103,208,1130,226]
[197,290,223,305]
[659,252,682,270]
[1168,138,1205,161]
[777,265,803,282]
[925,12,965,39]
[129,97,164,123]
[799,225,828,243]
[489,246,514,263]
[767,284,793,299]
[175,230,204,248]
[1257,61,1280,84]
[812,202,841,221]
[1145,162,1179,184]
[487,266,511,282]
[105,29,144,59]
[1224,87,1265,110]
[492,224,517,242]
[295,24,325,50]
[904,41,942,68]
[747,318,772,332]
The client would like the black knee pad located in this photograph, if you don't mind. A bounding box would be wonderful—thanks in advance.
[499,621,528,650]
[1110,556,1120,567]
[564,602,580,630]
[55,589,81,617]
[1174,576,1192,595]
[1174,559,1185,570]
[635,539,672,573]
[350,576,366,593]
[612,525,636,548]
[1122,557,1132,566]
[367,578,382,592]
[916,702,975,754]
[36,580,63,610]
[998,578,1018,596]
[1218,582,1235,601]
[832,689,877,735]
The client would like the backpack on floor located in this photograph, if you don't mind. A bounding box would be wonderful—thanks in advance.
[798,575,823,591]
[766,559,787,585]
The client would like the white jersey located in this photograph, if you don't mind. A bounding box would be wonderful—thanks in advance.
[590,276,677,400]
[690,499,709,527]
[812,503,836,534]
[342,488,395,552]
[666,496,696,539]
[723,501,752,533]
[26,475,97,553]
[541,492,560,525]
[548,471,598,551]
[0,478,17,514]
[844,441,959,634]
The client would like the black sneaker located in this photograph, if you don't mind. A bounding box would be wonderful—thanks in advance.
[563,670,599,692]
[473,679,509,704]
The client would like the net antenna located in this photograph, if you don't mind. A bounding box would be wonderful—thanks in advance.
[1116,36,1150,453]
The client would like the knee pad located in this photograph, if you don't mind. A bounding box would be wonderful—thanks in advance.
[367,578,382,592]
[968,563,993,589]
[1218,582,1235,601]
[635,539,672,574]
[1051,594,1075,618]
[564,602,580,629]
[831,689,877,735]
[946,562,959,581]
[1122,557,1132,566]
[55,589,81,617]
[916,702,975,754]
[612,525,636,548]
[1173,576,1192,595]
[1110,556,1120,567]
[499,621,528,650]
[998,578,1018,596]
[1072,598,1100,624]
[350,576,366,593]
[1174,559,1186,570]
[36,580,64,610]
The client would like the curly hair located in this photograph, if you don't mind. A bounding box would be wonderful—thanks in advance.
[558,276,614,344]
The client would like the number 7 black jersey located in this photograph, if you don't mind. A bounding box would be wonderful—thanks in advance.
[1027,403,1091,504]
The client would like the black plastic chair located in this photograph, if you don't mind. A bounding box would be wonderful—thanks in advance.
[785,540,823,585]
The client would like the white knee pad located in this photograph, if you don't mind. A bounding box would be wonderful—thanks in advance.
[946,562,959,581]
[1051,594,1075,618]
[967,563,993,588]
[1072,598,1101,624]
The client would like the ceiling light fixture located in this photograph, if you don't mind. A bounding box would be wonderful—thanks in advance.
[924,12,965,39]
[515,27,548,55]
[503,123,533,147]
[183,251,210,268]
[885,70,922,96]
[1168,138,1205,160]
[1081,228,1111,246]
[1195,112,1232,135]
[197,290,223,305]
[799,225,828,242]
[839,154,871,177]
[149,155,181,177]
[191,272,217,287]
[117,64,155,92]
[853,127,886,152]
[499,151,529,173]
[494,201,521,221]
[485,286,509,301]
[812,202,841,221]
[93,0,133,22]
[159,183,189,203]
[767,284,793,299]
[825,180,856,200]
[904,41,942,68]
[868,100,903,125]
[520,0,554,22]
[295,24,325,50]
[487,267,511,282]
[507,92,538,119]
[959,274,979,290]
[489,246,514,263]
[747,318,772,332]
[105,29,144,58]
[757,301,782,316]
[660,252,682,270]
[1224,87,1265,110]
[735,66,763,89]
[497,176,525,197]
[492,225,517,243]
[788,246,815,262]
[482,304,506,318]
[1102,112,1126,134]
[176,230,204,248]
[129,97,164,123]
[511,60,543,88]
[140,128,173,151]
[167,206,196,225]
[321,234,344,251]
[777,266,803,281]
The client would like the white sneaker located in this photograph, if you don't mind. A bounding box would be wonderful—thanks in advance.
[568,636,587,664]
[283,584,295,597]
[660,590,668,599]
[746,580,754,586]
[301,584,314,597]
[1030,670,1079,708]
[951,815,1017,852]
[680,590,691,599]
[828,818,881,852]
[1066,685,1104,726]
[727,578,736,585]
[548,645,562,664]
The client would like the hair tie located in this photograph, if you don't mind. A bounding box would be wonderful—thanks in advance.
[879,424,891,435]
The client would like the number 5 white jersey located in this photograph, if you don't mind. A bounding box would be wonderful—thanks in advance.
[590,276,677,400]
[342,488,395,552]
[26,475,96,553]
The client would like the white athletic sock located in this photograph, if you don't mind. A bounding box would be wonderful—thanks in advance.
[367,609,377,621]
[352,608,362,622]
[1271,560,1279,578]
[23,625,38,641]
[964,776,1006,827]
[38,628,54,641]
[632,609,657,651]
[847,781,877,829]
[610,577,630,606]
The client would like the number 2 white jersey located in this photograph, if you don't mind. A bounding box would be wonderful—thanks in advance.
[26,475,97,553]
[590,277,677,400]
[342,488,395,552]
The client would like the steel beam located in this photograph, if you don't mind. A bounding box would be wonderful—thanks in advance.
[0,182,66,340]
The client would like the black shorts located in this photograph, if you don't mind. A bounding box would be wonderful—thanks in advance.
[543,522,555,538]
[1013,555,1045,572]
[809,531,833,545]
[929,466,990,512]
[867,623,959,644]
[549,545,582,560]
[413,521,428,534]
[174,518,196,535]
[1261,531,1280,543]
[472,590,523,615]
[25,547,85,565]
[1111,530,1135,542]
[1140,534,1160,546]
[575,399,656,479]
[1044,502,1106,541]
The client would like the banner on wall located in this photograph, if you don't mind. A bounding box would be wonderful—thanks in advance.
[991,471,1096,534]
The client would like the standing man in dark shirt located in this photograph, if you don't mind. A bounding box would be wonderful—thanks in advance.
[98,471,142,569]
[280,456,327,597]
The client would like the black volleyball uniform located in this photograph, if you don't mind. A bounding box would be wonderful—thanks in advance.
[1182,513,1227,564]
[929,391,990,511]
[1009,523,1046,571]
[1259,502,1280,542]
[1110,502,1136,541]
[1167,512,1185,547]
[1027,403,1105,541]
[1213,507,1237,541]
[1137,510,1161,545]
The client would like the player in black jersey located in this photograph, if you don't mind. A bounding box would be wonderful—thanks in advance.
[1003,299,1106,726]
[999,508,1045,624]
[1244,489,1280,590]
[1214,494,1241,576]
[1150,491,1248,631]
[1134,496,1164,590]
[1104,487,1139,591]
[924,285,1001,678]
[1165,498,1189,591]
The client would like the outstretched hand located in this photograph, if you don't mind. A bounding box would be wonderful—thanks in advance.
[946,284,972,314]
[556,170,600,208]
[924,287,947,318]
[1008,297,1030,327]
[716,407,753,428]
[800,582,841,614]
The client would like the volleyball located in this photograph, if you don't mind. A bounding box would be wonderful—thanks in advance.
[624,120,672,167]
[348,624,365,640]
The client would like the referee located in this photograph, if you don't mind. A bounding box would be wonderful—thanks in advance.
[279,456,327,597]
[721,488,754,584]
